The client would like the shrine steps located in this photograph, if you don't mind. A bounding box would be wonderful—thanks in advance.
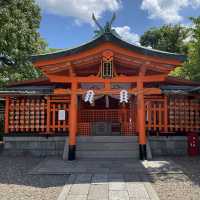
[76,136,139,159]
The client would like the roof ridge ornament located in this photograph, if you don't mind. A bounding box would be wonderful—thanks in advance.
[92,13,119,37]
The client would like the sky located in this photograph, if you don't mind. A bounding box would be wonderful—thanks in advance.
[36,0,200,49]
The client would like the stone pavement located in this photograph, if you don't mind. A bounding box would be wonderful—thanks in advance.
[30,158,161,200]
[56,173,159,200]
[29,158,146,174]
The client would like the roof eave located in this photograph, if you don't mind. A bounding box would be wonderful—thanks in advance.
[31,32,187,63]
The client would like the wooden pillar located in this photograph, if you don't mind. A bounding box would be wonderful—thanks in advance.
[46,96,50,134]
[164,95,168,132]
[137,80,147,160]
[4,97,10,134]
[68,82,78,160]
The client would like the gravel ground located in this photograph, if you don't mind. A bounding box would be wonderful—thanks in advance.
[0,155,69,200]
[0,155,200,200]
[150,156,200,200]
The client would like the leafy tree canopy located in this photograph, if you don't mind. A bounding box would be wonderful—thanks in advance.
[140,24,189,54]
[140,21,200,81]
[0,0,48,86]
[171,17,200,80]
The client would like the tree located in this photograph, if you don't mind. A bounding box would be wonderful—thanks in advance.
[140,24,189,54]
[0,0,48,86]
[172,17,200,81]
[140,22,200,81]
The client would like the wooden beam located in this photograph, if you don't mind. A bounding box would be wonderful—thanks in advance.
[68,82,78,160]
[43,62,74,75]
[139,64,147,76]
[68,63,76,77]
[54,87,161,95]
[164,95,168,132]
[77,88,161,95]
[48,74,166,83]
[4,97,9,134]
[46,96,50,133]
[137,80,146,145]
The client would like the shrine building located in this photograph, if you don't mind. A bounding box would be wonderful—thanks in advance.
[1,22,200,160]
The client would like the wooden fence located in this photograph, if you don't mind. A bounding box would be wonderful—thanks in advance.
[4,95,200,135]
[145,96,200,133]
[6,96,70,134]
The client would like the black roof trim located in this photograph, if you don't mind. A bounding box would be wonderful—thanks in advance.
[160,85,200,95]
[0,86,53,95]
[31,32,186,63]
[160,85,195,90]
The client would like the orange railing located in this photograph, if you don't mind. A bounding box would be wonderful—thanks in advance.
[7,96,70,134]
[145,97,200,133]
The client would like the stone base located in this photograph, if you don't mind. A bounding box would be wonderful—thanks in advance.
[149,136,200,156]
[4,135,198,158]
[3,136,67,156]
[3,136,138,159]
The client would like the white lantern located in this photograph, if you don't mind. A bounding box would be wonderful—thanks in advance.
[120,90,128,103]
[84,90,95,104]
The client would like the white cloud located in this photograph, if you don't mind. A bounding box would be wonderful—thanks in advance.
[114,26,140,45]
[36,0,121,24]
[141,0,200,23]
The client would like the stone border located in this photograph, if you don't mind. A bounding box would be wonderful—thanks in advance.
[3,136,67,156]
[149,136,200,156]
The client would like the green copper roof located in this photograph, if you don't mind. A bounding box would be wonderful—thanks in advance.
[31,32,186,63]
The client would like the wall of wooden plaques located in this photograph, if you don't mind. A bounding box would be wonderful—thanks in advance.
[8,97,47,133]
[168,97,200,132]
[7,96,70,134]
[145,95,200,133]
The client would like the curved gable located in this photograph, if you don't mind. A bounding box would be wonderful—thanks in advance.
[31,32,186,64]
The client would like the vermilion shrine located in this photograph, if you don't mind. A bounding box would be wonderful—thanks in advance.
[1,18,200,160]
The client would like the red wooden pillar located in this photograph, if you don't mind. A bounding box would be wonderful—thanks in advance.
[137,80,147,160]
[68,82,78,160]
[46,96,50,133]
[164,95,168,132]
[4,97,10,134]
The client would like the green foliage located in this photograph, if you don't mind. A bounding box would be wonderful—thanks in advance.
[140,24,189,54]
[140,21,200,81]
[171,17,200,81]
[0,0,48,87]
[184,17,200,81]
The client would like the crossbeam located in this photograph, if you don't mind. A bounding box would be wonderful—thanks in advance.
[48,75,166,83]
[54,88,161,95]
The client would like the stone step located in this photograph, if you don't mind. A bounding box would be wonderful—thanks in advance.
[77,150,139,159]
[77,142,139,151]
[77,136,138,143]
[76,136,139,159]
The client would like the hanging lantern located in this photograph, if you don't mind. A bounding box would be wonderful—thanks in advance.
[84,90,95,104]
[120,90,129,103]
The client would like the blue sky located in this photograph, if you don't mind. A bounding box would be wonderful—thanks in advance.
[36,0,200,49]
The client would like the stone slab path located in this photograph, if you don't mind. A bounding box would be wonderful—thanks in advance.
[29,158,160,200]
[56,173,159,200]
[29,158,148,175]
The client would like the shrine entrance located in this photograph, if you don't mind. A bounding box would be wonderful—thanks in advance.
[78,95,137,136]
[92,122,113,136]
